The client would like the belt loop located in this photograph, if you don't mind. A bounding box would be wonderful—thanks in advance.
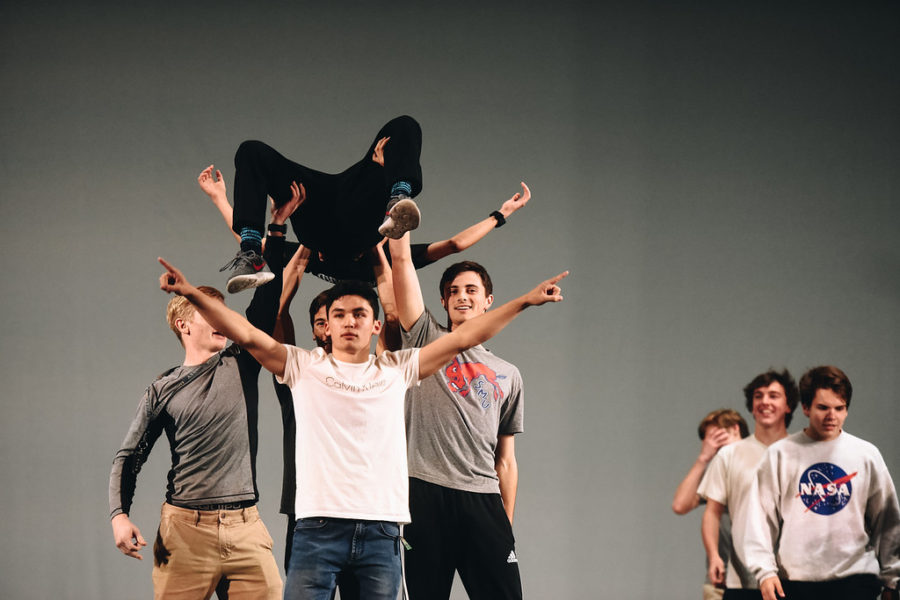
[195,510,201,526]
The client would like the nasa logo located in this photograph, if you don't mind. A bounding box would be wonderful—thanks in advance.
[796,462,857,515]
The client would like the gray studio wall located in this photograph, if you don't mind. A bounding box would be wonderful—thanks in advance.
[1,2,897,598]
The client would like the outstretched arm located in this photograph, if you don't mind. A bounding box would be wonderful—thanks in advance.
[158,258,287,377]
[671,426,730,514]
[389,233,427,331]
[418,271,567,379]
[424,182,531,262]
[198,165,240,244]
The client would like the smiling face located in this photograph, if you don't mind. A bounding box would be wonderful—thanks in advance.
[803,388,848,441]
[440,271,494,330]
[325,295,381,358]
[751,381,792,430]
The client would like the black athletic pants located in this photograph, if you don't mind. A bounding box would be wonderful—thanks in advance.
[723,589,762,599]
[232,115,422,260]
[404,477,522,600]
[781,574,883,600]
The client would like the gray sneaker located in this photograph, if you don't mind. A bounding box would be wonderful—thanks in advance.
[378,197,421,239]
[220,249,275,293]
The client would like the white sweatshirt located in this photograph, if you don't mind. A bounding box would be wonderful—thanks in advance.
[737,430,900,589]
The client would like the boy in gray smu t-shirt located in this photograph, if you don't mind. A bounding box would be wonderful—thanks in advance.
[404,310,524,493]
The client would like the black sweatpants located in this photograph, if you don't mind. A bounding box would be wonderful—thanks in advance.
[781,575,883,600]
[404,477,522,600]
[232,115,423,261]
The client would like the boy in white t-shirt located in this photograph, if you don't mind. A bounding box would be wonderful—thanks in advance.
[697,370,798,599]
[157,258,566,600]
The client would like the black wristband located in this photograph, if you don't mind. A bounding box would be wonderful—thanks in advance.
[267,223,287,234]
[490,211,506,228]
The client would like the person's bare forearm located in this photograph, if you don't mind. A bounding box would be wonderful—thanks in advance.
[160,258,286,375]
[672,459,707,514]
[389,235,426,330]
[418,272,566,378]
[702,502,723,560]
[495,437,518,524]
[373,241,401,353]
[185,285,259,347]
[425,217,497,262]
[425,183,530,262]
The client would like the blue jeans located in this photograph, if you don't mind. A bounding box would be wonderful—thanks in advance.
[284,518,402,600]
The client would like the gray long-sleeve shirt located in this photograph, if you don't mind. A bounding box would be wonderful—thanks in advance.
[108,237,284,518]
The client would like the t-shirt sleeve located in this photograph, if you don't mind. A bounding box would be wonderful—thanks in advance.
[498,367,524,436]
[276,344,315,388]
[378,348,421,388]
[698,450,728,505]
[401,309,445,350]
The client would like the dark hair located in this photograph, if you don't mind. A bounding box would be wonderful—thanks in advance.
[799,366,852,409]
[438,261,493,299]
[308,290,331,328]
[743,369,800,427]
[697,409,749,440]
[325,280,380,320]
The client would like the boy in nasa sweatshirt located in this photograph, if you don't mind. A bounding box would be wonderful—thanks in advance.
[737,365,900,600]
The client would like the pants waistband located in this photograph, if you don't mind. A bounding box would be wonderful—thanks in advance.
[171,499,256,511]
[162,501,259,524]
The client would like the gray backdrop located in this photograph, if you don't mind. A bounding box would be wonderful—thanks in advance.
[1,1,897,598]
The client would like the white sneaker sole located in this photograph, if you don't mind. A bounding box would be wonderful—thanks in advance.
[378,198,421,239]
[226,271,275,294]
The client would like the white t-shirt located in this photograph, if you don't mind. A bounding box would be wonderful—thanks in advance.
[698,435,769,588]
[277,345,420,523]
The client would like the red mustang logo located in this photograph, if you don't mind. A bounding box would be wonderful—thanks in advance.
[444,357,504,408]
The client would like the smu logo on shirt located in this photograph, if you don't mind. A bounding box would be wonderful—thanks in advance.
[796,462,857,515]
[444,357,505,409]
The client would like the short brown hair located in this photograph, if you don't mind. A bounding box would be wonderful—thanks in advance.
[743,369,800,427]
[799,365,853,409]
[439,261,493,300]
[166,286,224,345]
[697,408,749,440]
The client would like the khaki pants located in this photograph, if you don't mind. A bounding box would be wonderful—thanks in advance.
[152,503,282,600]
[703,583,725,600]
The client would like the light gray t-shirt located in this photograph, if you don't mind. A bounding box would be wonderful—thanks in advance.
[403,310,524,494]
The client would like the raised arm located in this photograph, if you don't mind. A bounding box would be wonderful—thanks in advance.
[273,243,311,345]
[672,426,730,514]
[389,232,426,330]
[198,165,240,244]
[373,238,401,353]
[159,258,287,377]
[424,182,531,262]
[418,271,567,379]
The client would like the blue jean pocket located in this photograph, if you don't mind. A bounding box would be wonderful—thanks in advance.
[377,521,400,539]
[295,517,328,531]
